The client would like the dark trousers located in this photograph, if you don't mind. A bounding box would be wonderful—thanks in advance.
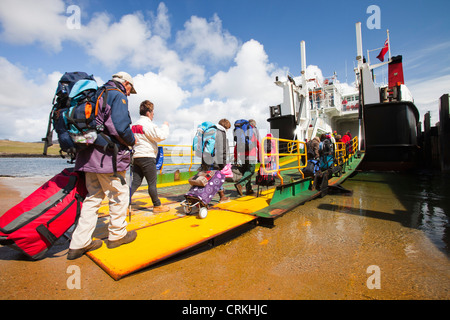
[236,163,256,190]
[130,157,161,207]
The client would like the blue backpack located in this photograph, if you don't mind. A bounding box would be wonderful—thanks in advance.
[319,139,334,170]
[43,72,129,185]
[233,119,256,155]
[303,159,320,177]
[193,121,217,158]
[43,72,98,158]
[62,79,99,145]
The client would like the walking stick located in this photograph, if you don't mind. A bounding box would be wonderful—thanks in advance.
[128,150,134,222]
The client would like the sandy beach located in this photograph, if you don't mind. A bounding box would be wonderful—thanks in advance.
[0,174,449,301]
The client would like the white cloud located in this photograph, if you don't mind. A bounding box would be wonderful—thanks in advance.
[80,12,151,68]
[200,40,282,102]
[128,71,191,122]
[150,2,171,39]
[78,5,204,85]
[0,57,59,110]
[128,39,287,145]
[176,39,287,140]
[176,14,239,64]
[0,0,68,52]
[0,57,61,141]
[0,1,204,85]
[305,65,324,84]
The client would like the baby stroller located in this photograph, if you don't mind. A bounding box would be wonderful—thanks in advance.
[180,171,225,219]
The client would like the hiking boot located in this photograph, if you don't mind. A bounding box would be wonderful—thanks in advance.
[153,205,170,213]
[234,183,243,196]
[67,240,102,260]
[218,190,230,203]
[106,230,137,249]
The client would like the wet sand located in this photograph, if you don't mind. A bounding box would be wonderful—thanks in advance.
[0,174,449,300]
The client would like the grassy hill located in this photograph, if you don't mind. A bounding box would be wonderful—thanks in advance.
[0,140,61,157]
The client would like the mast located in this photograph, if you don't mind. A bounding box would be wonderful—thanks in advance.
[355,22,364,151]
[301,40,307,86]
[355,22,364,68]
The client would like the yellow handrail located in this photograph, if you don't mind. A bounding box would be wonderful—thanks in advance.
[157,144,200,173]
[157,136,358,177]
[334,142,346,165]
[351,136,358,155]
[334,136,358,165]
[260,136,307,185]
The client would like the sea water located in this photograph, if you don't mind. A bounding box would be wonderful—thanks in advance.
[0,157,189,177]
[330,171,450,255]
[0,157,74,177]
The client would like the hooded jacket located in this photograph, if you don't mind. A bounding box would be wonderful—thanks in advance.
[74,80,135,173]
[202,123,229,170]
[308,136,321,160]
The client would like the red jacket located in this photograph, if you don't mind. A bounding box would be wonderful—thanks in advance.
[341,134,351,144]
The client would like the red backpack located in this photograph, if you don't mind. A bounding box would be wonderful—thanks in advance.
[0,169,87,260]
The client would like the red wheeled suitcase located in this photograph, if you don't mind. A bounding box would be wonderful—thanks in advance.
[0,168,87,260]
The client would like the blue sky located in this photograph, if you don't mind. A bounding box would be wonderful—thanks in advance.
[0,0,449,143]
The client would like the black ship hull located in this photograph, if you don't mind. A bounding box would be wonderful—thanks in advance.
[361,101,420,171]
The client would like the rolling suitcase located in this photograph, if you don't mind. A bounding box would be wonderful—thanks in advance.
[181,170,225,219]
[0,168,87,260]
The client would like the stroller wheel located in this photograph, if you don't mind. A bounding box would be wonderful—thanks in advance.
[183,204,192,214]
[199,207,208,219]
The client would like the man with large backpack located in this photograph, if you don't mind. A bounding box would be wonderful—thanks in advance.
[233,119,260,196]
[67,71,137,260]
[199,118,231,203]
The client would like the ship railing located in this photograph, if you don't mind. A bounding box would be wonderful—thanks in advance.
[260,136,307,185]
[334,136,358,165]
[352,136,358,153]
[158,144,200,173]
[342,103,360,113]
[334,142,347,166]
[348,136,358,160]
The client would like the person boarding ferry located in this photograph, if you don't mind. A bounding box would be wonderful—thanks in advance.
[130,100,170,213]
[68,71,137,260]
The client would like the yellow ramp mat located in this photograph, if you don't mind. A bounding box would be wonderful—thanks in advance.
[87,210,256,280]
[215,189,274,214]
[92,202,184,239]
[98,195,172,216]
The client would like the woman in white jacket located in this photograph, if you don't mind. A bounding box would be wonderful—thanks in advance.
[130,100,170,213]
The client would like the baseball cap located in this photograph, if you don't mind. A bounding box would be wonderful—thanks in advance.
[112,71,137,94]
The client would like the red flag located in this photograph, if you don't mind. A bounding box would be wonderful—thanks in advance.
[376,39,389,62]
